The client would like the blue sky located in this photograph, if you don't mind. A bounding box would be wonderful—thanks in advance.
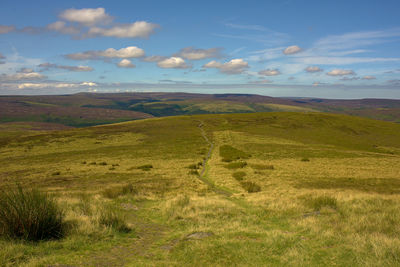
[0,0,400,98]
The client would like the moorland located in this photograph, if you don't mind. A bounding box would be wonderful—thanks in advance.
[1,93,400,266]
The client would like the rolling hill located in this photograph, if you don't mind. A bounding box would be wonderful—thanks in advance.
[1,112,400,266]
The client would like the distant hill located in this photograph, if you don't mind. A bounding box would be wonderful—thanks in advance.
[1,92,400,128]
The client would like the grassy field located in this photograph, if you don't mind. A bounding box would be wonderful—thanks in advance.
[1,112,400,266]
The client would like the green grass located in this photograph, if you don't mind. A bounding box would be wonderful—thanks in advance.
[0,112,400,266]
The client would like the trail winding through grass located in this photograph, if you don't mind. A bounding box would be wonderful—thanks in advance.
[197,121,232,196]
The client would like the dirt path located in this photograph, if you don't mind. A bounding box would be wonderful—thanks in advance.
[197,121,232,196]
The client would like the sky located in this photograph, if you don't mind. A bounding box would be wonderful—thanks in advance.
[0,0,400,98]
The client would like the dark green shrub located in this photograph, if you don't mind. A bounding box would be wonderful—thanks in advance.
[240,181,261,193]
[301,158,310,162]
[52,171,61,176]
[224,161,247,169]
[98,207,131,233]
[219,145,250,162]
[0,185,65,241]
[232,171,246,181]
[98,162,107,166]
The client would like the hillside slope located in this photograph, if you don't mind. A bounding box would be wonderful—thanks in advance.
[1,112,400,266]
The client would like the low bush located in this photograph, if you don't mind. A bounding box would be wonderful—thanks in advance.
[224,161,247,169]
[187,164,198,170]
[301,158,310,162]
[98,162,107,166]
[189,170,199,176]
[52,171,61,176]
[232,171,246,181]
[0,185,65,241]
[240,181,261,193]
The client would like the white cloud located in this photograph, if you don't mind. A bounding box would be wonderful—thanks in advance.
[117,59,135,68]
[59,8,112,26]
[157,57,190,69]
[14,81,97,89]
[0,25,15,34]
[175,47,222,60]
[362,75,376,80]
[88,21,158,38]
[39,63,93,72]
[203,59,249,74]
[141,55,167,62]
[47,21,80,35]
[258,69,281,76]
[326,69,355,76]
[0,71,46,81]
[66,46,145,60]
[283,45,302,55]
[305,66,323,73]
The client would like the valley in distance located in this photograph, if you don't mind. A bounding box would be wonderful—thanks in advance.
[1,92,400,266]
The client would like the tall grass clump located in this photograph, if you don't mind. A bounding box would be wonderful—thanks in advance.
[102,183,137,199]
[240,181,261,193]
[98,206,131,233]
[0,185,65,241]
[232,171,246,181]
[305,195,337,211]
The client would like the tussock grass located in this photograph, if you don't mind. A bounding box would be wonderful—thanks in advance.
[250,164,274,170]
[219,145,250,162]
[136,164,153,171]
[304,195,338,211]
[224,161,247,169]
[0,185,65,241]
[102,184,137,199]
[232,171,246,181]
[98,206,131,233]
[240,181,261,193]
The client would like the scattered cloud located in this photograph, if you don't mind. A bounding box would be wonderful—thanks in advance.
[17,67,34,73]
[203,58,249,74]
[117,59,135,68]
[14,81,97,89]
[248,79,272,84]
[258,69,281,76]
[157,57,190,69]
[362,75,376,80]
[305,66,323,73]
[283,45,302,55]
[66,46,145,60]
[326,69,355,76]
[59,8,113,26]
[158,79,193,84]
[47,21,80,35]
[0,70,46,81]
[38,63,93,72]
[87,21,158,38]
[340,76,360,81]
[141,55,167,62]
[174,47,222,60]
[0,25,16,34]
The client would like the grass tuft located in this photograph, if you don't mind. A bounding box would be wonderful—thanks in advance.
[240,181,261,193]
[98,206,131,233]
[224,161,247,169]
[304,195,337,211]
[102,184,137,199]
[0,185,65,241]
[232,171,246,181]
